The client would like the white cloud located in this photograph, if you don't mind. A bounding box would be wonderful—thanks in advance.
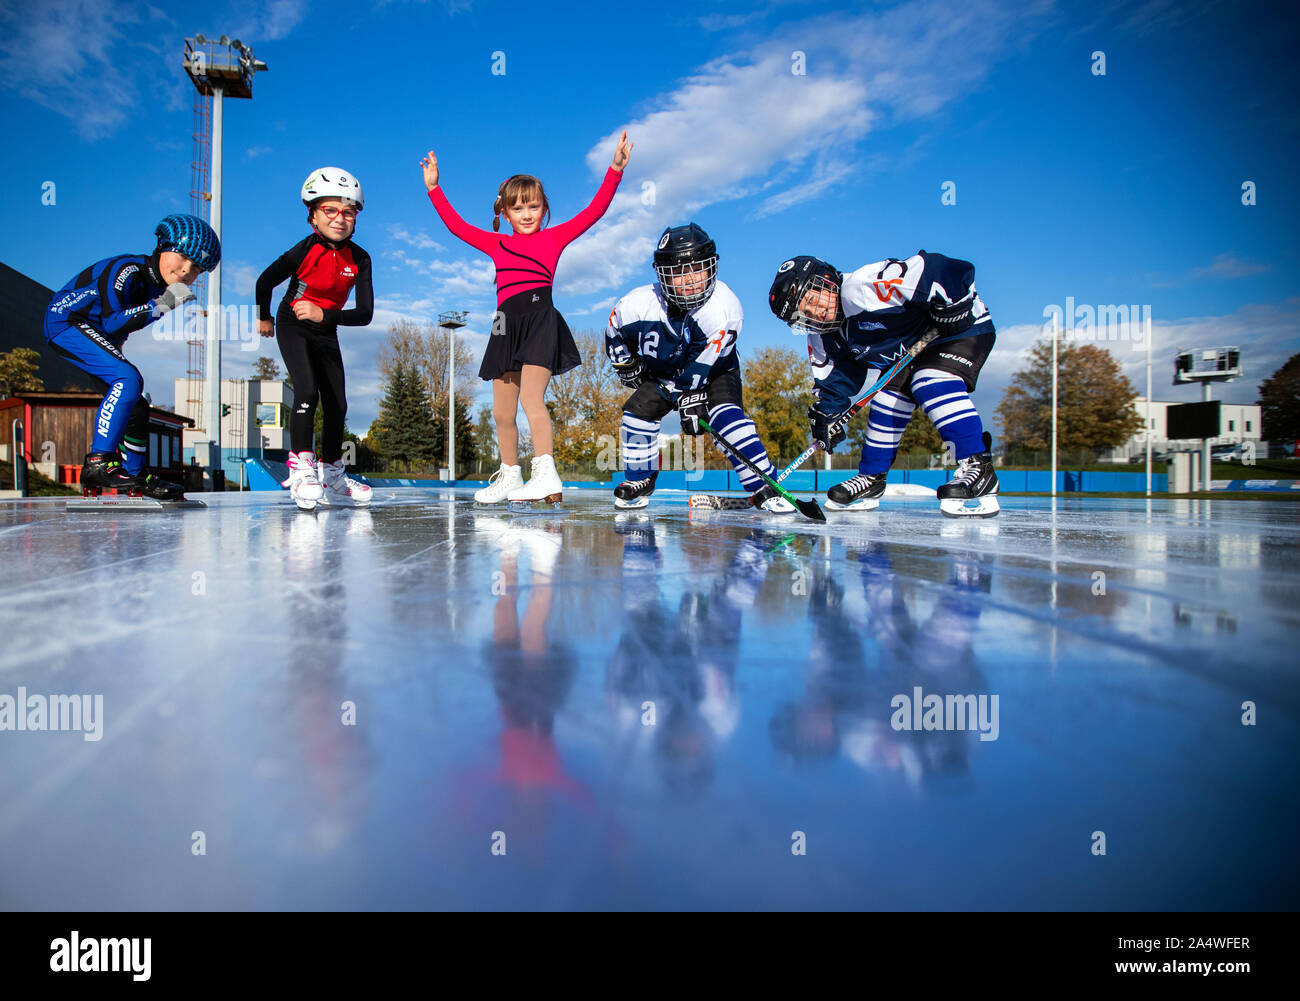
[546,0,1039,300]
[1192,253,1269,280]
[388,225,445,252]
[230,0,306,42]
[224,261,259,297]
[246,146,272,159]
[970,300,1300,418]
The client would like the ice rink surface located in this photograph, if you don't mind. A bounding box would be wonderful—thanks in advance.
[1,487,1297,911]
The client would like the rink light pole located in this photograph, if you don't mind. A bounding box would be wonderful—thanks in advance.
[183,35,268,480]
[438,310,468,481]
[1145,314,1153,497]
[1051,313,1059,499]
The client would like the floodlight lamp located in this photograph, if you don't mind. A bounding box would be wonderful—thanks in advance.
[219,34,229,45]
[195,33,206,43]
[232,38,242,48]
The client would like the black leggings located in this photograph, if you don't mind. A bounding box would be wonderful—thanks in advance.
[276,313,347,460]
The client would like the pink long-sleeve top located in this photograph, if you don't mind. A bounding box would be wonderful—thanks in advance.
[427,167,623,307]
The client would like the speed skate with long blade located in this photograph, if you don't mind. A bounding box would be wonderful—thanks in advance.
[67,490,205,512]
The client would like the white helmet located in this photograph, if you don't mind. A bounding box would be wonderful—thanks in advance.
[301,167,364,210]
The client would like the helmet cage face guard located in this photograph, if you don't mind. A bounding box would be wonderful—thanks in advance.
[655,256,719,310]
[788,273,842,335]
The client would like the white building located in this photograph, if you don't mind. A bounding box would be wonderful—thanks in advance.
[172,378,291,456]
[1108,398,1262,460]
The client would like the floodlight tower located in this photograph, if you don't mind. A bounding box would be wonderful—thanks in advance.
[438,310,469,480]
[1173,346,1242,492]
[182,34,268,477]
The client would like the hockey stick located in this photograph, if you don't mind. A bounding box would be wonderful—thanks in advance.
[773,328,940,484]
[696,418,826,522]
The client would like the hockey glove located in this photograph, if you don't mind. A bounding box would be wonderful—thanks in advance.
[154,282,196,316]
[612,358,646,388]
[678,390,710,437]
[809,404,846,452]
[928,289,977,336]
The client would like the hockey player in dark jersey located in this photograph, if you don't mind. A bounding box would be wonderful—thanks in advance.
[257,167,374,510]
[769,252,1000,518]
[43,213,220,498]
[605,224,794,513]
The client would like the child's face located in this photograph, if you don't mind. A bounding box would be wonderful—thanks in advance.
[311,199,358,242]
[669,264,711,300]
[159,251,200,286]
[798,285,839,325]
[503,195,544,235]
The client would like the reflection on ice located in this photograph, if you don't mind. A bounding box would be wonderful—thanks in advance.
[0,490,1297,909]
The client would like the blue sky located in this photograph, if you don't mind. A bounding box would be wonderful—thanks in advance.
[1,0,1297,437]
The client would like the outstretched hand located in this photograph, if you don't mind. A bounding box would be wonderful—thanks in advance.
[420,151,439,191]
[611,130,633,172]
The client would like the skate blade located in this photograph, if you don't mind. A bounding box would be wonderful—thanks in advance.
[506,500,563,513]
[688,494,751,510]
[67,496,205,512]
[824,497,881,511]
[614,495,650,510]
[939,496,1000,518]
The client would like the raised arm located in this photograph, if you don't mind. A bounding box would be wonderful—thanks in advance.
[548,130,632,243]
[421,149,499,256]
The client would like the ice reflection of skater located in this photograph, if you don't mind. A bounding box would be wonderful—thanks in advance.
[609,521,778,796]
[770,543,993,793]
[281,510,374,855]
[459,515,600,866]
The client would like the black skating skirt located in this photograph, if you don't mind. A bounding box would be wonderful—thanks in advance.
[478,287,582,381]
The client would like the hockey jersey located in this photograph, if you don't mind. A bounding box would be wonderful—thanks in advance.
[808,250,994,413]
[604,280,743,397]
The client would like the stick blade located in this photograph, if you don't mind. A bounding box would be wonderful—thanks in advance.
[797,497,827,522]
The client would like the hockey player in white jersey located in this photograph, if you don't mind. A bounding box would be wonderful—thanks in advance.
[605,224,793,513]
[769,251,1000,517]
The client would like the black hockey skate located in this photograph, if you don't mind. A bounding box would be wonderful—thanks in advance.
[80,451,143,496]
[937,432,999,518]
[749,483,796,513]
[826,471,887,511]
[613,471,657,509]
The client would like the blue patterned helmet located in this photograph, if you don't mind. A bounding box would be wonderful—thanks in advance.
[154,214,221,272]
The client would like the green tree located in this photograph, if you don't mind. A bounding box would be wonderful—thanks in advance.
[370,357,436,470]
[996,339,1142,451]
[1259,352,1300,443]
[898,409,943,455]
[472,404,497,472]
[250,356,282,381]
[432,395,479,474]
[741,346,812,464]
[0,348,44,394]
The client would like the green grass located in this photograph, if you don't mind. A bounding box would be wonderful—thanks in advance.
[0,459,79,497]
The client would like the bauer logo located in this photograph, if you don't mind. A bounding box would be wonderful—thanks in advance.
[778,260,795,273]
[658,232,670,250]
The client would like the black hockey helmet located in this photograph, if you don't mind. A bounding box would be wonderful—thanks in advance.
[769,256,842,335]
[653,223,719,311]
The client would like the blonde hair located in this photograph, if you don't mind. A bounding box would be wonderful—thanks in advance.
[492,175,550,233]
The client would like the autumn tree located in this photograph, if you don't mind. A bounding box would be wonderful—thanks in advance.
[898,409,943,455]
[0,348,44,394]
[1259,352,1300,442]
[472,404,497,472]
[995,339,1142,451]
[545,329,624,467]
[741,345,812,464]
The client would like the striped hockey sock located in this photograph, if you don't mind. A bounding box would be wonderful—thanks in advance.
[911,368,984,460]
[858,389,915,475]
[621,412,661,481]
[707,403,774,490]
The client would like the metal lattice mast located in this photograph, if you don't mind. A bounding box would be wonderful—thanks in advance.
[187,92,212,433]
